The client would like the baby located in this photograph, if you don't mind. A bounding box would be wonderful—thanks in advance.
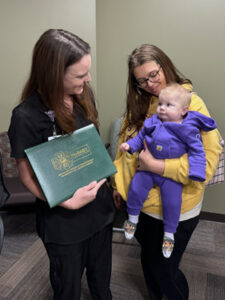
[120,83,217,258]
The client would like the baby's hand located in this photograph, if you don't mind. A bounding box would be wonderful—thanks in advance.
[120,142,130,152]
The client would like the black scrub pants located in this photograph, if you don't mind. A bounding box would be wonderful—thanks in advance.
[135,212,199,300]
[44,224,113,300]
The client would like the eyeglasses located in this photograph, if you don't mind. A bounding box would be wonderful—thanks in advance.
[136,67,161,87]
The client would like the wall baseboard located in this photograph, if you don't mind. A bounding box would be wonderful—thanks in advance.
[200,211,225,223]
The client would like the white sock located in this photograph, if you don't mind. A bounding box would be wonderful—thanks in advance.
[162,232,174,258]
[164,232,174,240]
[129,214,139,224]
[123,215,139,240]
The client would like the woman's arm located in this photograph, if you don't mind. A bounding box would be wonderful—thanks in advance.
[138,130,221,185]
[16,158,106,210]
[17,158,45,200]
[113,189,126,210]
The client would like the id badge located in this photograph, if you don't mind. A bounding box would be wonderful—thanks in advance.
[48,135,61,141]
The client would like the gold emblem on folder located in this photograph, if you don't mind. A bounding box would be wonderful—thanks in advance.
[51,145,93,177]
[51,152,73,170]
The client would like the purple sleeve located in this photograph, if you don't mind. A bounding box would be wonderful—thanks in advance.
[127,128,145,154]
[182,112,217,181]
[178,125,206,182]
[127,116,157,154]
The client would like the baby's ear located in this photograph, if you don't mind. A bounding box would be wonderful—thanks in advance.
[182,106,189,116]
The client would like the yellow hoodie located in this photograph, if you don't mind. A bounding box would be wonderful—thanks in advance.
[113,84,222,215]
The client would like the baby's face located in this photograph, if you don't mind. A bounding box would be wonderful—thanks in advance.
[156,93,187,123]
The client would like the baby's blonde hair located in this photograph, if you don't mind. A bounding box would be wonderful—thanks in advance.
[159,83,191,107]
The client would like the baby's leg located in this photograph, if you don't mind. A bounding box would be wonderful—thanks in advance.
[160,178,183,258]
[124,171,154,239]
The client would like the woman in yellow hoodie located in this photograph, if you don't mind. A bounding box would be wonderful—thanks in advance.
[113,44,222,300]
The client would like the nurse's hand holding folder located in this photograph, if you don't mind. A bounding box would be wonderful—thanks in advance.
[17,158,106,209]
[62,179,106,209]
[17,155,106,210]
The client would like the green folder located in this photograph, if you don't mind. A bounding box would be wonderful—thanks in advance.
[25,124,117,208]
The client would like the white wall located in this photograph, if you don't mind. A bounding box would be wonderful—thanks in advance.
[96,0,225,214]
[0,0,96,131]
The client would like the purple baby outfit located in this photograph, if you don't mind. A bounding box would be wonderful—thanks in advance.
[126,111,217,233]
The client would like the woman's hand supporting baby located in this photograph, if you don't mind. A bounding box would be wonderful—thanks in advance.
[138,140,165,175]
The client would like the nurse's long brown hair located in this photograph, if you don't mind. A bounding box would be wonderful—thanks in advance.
[20,29,98,133]
[124,44,191,133]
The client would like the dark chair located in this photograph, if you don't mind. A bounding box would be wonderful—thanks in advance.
[0,131,35,209]
[108,117,123,161]
[0,216,4,253]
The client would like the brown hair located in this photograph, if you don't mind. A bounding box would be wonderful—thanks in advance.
[124,44,191,132]
[21,29,98,133]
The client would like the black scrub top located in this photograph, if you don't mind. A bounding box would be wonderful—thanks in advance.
[8,92,115,244]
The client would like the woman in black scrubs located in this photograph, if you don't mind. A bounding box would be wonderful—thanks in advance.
[8,29,115,300]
